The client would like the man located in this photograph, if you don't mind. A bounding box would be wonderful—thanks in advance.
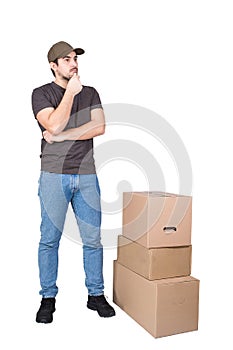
[31,41,115,323]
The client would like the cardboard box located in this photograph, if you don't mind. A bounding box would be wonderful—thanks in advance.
[122,191,192,248]
[117,235,192,280]
[113,261,199,338]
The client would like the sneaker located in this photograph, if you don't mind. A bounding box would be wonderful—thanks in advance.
[36,298,56,323]
[87,295,115,317]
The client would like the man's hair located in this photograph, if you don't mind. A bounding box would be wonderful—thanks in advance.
[51,58,58,77]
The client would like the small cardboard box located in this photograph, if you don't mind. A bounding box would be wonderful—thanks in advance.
[122,191,192,248]
[117,235,192,280]
[113,261,199,338]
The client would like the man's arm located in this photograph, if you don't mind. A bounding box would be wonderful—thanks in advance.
[43,108,105,143]
[36,74,82,135]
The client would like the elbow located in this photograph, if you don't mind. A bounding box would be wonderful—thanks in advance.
[95,125,105,136]
[98,125,105,136]
[47,125,62,136]
[93,123,105,137]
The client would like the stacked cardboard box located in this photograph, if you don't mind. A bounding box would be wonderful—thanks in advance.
[113,191,200,338]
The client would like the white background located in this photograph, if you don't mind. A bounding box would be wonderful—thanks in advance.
[1,0,233,348]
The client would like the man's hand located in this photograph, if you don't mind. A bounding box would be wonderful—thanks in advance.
[43,130,65,143]
[66,73,83,96]
[43,130,55,144]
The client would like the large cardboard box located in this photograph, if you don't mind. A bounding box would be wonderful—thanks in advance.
[122,191,192,248]
[117,235,192,280]
[113,261,199,338]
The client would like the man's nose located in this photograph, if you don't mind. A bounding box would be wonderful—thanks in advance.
[71,59,78,67]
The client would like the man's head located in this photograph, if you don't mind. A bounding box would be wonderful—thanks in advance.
[48,41,85,79]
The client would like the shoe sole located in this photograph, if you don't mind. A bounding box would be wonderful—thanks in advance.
[36,318,53,324]
[87,304,115,317]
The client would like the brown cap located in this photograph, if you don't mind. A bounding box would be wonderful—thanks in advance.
[47,41,85,62]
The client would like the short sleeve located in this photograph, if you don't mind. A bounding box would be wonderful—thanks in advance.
[31,87,54,118]
[90,88,103,111]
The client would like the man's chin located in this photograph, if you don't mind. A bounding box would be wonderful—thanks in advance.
[62,75,70,81]
[67,72,77,80]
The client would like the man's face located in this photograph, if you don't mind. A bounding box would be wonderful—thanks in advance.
[53,51,78,80]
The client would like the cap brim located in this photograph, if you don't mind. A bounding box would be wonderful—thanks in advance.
[74,48,85,55]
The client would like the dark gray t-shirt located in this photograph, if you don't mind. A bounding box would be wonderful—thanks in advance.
[31,82,102,174]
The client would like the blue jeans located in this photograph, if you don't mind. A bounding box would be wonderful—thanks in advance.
[38,171,104,298]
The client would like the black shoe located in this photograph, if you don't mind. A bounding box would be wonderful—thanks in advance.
[87,295,116,318]
[36,298,56,323]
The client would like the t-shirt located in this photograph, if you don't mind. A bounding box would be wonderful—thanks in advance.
[31,82,103,174]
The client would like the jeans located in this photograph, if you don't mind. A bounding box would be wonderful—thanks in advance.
[38,171,104,298]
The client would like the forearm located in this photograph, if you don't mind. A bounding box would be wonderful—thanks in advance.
[55,121,105,141]
[40,74,82,135]
[47,90,75,135]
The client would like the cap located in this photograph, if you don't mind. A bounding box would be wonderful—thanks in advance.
[47,41,85,62]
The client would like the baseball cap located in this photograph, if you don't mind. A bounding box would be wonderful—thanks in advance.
[47,41,85,62]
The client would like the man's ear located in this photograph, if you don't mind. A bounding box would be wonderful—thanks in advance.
[50,61,57,72]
